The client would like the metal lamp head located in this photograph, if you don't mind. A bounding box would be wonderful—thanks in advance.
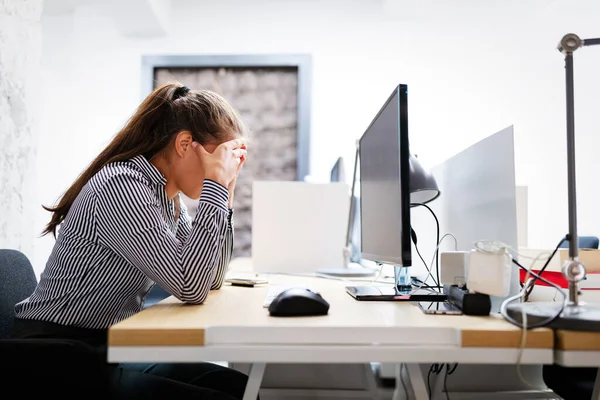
[409,154,440,205]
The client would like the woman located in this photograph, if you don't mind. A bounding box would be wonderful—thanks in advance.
[12,83,250,399]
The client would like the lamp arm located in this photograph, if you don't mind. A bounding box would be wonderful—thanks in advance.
[557,33,600,306]
[583,38,600,46]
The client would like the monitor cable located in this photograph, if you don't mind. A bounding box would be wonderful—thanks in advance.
[410,233,458,295]
[427,363,458,400]
[411,203,441,287]
[443,363,458,400]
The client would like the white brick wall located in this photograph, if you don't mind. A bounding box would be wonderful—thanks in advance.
[0,0,43,259]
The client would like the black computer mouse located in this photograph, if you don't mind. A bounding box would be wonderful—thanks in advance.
[268,288,330,317]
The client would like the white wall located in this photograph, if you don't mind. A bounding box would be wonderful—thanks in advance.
[0,0,43,259]
[34,0,600,275]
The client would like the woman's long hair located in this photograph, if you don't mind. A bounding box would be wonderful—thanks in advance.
[42,82,246,237]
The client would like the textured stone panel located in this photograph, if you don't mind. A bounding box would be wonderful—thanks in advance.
[154,67,299,256]
[0,0,43,258]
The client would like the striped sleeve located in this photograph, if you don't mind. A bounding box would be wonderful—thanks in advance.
[177,193,233,290]
[211,209,234,290]
[175,195,192,242]
[95,174,229,305]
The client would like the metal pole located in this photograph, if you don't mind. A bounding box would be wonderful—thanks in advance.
[564,52,579,261]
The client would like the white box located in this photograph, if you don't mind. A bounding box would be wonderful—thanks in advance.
[252,181,350,274]
[467,250,512,297]
[440,251,468,287]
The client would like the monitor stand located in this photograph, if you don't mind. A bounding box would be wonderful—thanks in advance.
[317,262,375,278]
[505,301,600,331]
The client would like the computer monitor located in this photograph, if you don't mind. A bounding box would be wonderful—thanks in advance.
[331,156,360,262]
[330,157,345,183]
[359,84,411,267]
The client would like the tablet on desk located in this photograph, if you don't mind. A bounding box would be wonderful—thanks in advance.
[225,278,268,287]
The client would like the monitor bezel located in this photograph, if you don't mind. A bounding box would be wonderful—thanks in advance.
[358,84,412,267]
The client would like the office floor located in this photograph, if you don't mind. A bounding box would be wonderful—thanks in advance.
[226,362,563,400]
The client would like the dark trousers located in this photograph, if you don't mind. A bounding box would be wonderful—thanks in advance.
[10,318,252,399]
[114,362,250,399]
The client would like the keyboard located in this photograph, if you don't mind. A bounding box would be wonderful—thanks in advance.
[263,285,316,308]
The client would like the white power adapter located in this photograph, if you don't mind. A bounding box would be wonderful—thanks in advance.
[440,251,469,287]
[467,245,512,297]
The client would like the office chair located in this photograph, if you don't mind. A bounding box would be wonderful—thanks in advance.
[0,249,37,339]
[559,235,600,250]
[0,249,111,397]
[543,236,599,400]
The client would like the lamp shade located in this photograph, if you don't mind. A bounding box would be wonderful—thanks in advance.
[409,154,440,205]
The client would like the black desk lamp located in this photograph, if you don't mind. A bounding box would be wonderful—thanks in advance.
[317,139,440,278]
[505,33,600,330]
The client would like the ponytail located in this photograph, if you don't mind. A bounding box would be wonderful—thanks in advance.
[42,82,246,237]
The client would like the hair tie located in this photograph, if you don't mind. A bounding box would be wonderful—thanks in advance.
[173,86,190,100]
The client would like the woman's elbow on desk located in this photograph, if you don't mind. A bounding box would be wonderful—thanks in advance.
[176,292,209,305]
[173,285,211,305]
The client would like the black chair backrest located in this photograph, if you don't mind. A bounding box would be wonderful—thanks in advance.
[0,249,37,338]
[559,236,600,250]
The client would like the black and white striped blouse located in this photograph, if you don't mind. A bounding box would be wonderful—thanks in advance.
[15,155,233,329]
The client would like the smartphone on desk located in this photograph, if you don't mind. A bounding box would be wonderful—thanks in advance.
[225,278,268,287]
[418,301,462,315]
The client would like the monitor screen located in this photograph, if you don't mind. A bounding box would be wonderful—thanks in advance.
[359,85,411,266]
[330,157,345,183]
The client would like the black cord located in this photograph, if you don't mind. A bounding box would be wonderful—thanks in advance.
[427,367,433,399]
[399,364,409,400]
[523,236,568,300]
[443,364,451,400]
[414,245,440,288]
[441,364,458,400]
[412,277,442,290]
[427,363,446,399]
[411,203,441,291]
[447,363,458,375]
[501,258,567,329]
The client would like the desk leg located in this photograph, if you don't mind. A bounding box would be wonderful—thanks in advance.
[592,369,600,400]
[243,362,266,400]
[406,363,428,400]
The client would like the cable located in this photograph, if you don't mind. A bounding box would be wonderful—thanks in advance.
[392,363,409,400]
[447,363,458,374]
[410,233,458,295]
[427,364,445,399]
[411,203,441,291]
[371,261,384,284]
[501,259,566,329]
[443,363,458,400]
[427,366,433,399]
[414,242,440,288]
[523,236,568,300]
[503,243,566,396]
[515,301,536,391]
[440,233,458,251]
[503,253,566,392]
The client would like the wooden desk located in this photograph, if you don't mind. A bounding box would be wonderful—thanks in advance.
[109,273,552,352]
[108,260,554,400]
[554,330,600,366]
